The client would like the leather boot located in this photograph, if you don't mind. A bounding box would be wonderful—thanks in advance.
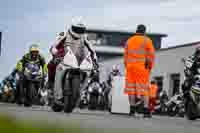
[129,106,136,116]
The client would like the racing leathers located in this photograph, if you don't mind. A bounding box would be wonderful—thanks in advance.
[53,31,98,103]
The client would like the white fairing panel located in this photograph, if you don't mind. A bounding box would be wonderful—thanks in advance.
[111,76,130,114]
[80,53,93,71]
[40,90,48,97]
[63,47,78,68]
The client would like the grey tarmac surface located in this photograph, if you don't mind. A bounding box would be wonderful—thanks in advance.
[0,102,200,133]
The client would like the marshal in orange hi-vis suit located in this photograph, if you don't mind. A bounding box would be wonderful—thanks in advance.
[124,34,155,96]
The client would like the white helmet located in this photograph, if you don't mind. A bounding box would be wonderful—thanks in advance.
[112,65,120,74]
[69,17,86,38]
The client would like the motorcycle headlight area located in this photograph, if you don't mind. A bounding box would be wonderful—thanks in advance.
[98,88,102,93]
[88,87,93,92]
[41,91,48,97]
[24,68,31,75]
[4,87,9,93]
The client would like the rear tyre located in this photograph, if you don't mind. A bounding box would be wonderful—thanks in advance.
[88,95,98,110]
[79,100,85,109]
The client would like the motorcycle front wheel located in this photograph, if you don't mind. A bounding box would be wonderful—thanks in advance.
[24,83,34,107]
[88,94,98,110]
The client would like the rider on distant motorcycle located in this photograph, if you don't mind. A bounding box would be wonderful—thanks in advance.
[52,18,99,110]
[107,65,121,87]
[182,47,200,98]
[16,44,48,106]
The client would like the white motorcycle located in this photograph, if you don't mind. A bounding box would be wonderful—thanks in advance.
[52,46,94,113]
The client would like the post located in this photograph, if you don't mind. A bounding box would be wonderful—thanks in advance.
[0,32,2,56]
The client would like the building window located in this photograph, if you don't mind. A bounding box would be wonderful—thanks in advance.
[154,76,163,95]
[170,73,180,96]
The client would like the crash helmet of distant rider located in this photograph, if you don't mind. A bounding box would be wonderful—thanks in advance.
[111,65,121,76]
[106,65,120,87]
[29,44,40,60]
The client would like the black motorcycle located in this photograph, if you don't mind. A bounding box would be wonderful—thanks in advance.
[166,94,185,117]
[87,81,104,110]
[23,63,44,106]
[182,58,200,120]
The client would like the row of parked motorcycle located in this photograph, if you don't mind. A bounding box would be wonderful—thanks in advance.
[154,92,185,117]
[79,80,111,111]
[1,55,200,120]
[0,78,49,106]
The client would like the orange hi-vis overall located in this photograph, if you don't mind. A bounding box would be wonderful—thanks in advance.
[124,34,155,96]
[149,84,158,98]
[149,83,158,112]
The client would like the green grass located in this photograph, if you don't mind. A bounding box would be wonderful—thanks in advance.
[0,113,87,133]
[0,113,142,133]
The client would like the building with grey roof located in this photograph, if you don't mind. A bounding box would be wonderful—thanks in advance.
[86,28,199,97]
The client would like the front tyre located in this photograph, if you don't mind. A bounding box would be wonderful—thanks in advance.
[88,95,98,110]
[52,102,64,112]
[64,95,73,113]
[63,73,80,113]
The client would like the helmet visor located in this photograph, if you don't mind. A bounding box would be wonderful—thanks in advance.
[30,51,39,58]
[71,25,86,34]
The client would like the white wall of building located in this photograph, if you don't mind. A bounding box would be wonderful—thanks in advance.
[151,44,197,96]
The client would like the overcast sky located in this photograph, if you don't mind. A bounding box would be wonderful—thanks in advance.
[0,0,200,79]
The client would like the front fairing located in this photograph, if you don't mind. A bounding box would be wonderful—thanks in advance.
[88,82,102,95]
[24,63,43,81]
[62,46,94,72]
